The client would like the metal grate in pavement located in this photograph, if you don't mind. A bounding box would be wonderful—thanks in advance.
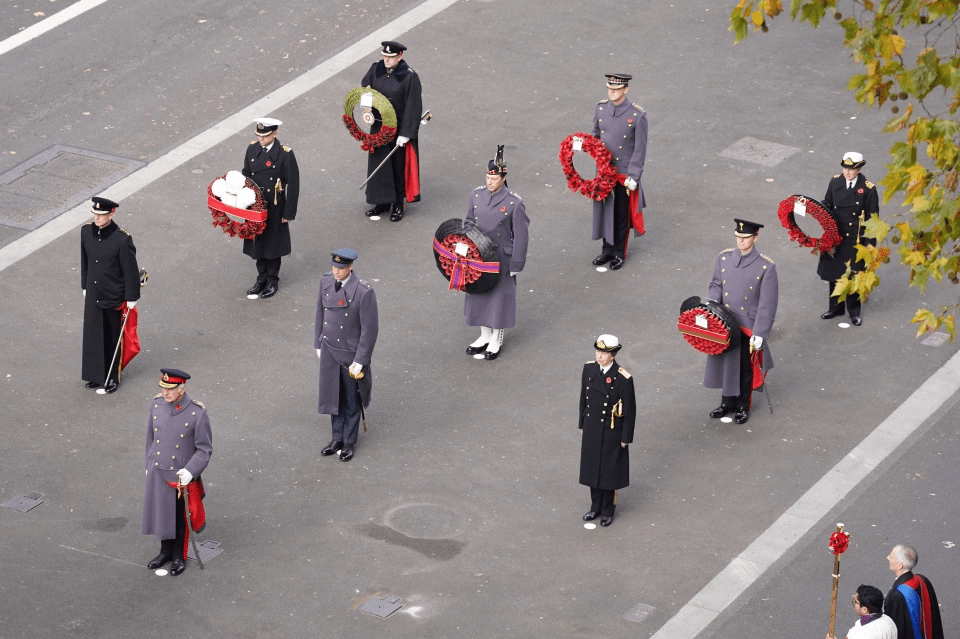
[720,136,800,167]
[186,539,224,564]
[357,595,402,618]
[1,492,45,512]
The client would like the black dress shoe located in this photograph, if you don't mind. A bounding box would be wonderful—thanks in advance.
[484,349,501,361]
[365,204,388,217]
[600,516,614,527]
[734,407,749,424]
[851,316,862,326]
[246,280,266,296]
[465,344,488,355]
[582,511,598,521]
[147,553,171,569]
[260,281,279,299]
[321,440,343,456]
[85,381,101,389]
[103,379,118,394]
[820,308,844,319]
[339,443,354,462]
[608,256,624,270]
[389,203,405,222]
[592,253,613,266]
[170,558,186,576]
[709,406,732,419]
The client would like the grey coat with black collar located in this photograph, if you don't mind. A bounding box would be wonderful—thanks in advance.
[315,272,379,414]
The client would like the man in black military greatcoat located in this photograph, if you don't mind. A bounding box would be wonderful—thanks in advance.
[579,334,636,527]
[80,197,140,394]
[242,118,300,299]
[360,41,423,222]
[818,151,879,326]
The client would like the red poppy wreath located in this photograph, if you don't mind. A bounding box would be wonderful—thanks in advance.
[559,133,619,202]
[777,195,841,256]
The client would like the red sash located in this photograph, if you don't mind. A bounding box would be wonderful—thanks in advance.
[904,575,935,639]
[404,143,420,202]
[115,303,140,372]
[617,174,644,257]
[166,479,207,560]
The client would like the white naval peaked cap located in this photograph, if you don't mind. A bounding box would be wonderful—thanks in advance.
[595,334,622,352]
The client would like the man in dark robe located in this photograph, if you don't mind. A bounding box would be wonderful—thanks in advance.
[360,41,423,222]
[884,544,944,639]
[579,334,636,527]
[80,196,141,393]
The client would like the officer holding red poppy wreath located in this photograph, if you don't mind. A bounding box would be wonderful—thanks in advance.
[590,73,647,270]
[241,118,300,299]
[818,152,879,325]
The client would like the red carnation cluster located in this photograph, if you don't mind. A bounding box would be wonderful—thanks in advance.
[559,133,619,202]
[436,234,484,288]
[678,308,731,356]
[777,195,842,256]
[207,175,268,240]
[342,114,397,153]
[828,530,850,555]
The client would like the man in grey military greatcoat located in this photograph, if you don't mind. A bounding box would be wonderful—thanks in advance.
[590,73,647,271]
[463,151,530,360]
[315,249,379,462]
[142,368,212,576]
[704,219,779,425]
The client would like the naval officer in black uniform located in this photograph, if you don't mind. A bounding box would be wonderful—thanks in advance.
[80,196,140,394]
[242,118,300,299]
[818,152,879,325]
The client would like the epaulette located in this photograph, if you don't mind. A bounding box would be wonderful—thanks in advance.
[192,399,205,409]
[761,254,775,264]
[474,185,486,191]
[250,140,258,145]
[598,99,609,104]
[509,191,522,201]
[864,180,875,189]
[720,248,734,254]
[587,360,595,364]
[283,145,292,152]
[154,392,163,399]
[359,279,371,289]
[118,228,129,235]
[632,103,645,112]
[83,221,93,225]
[618,367,632,379]
[834,174,841,179]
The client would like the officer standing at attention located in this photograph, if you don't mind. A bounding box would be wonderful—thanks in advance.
[142,369,213,576]
[579,335,636,528]
[80,196,140,394]
[360,41,423,222]
[704,219,779,425]
[818,152,879,326]
[242,118,300,299]
[315,249,379,462]
[590,73,647,271]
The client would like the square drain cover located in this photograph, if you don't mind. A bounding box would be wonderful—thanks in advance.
[187,540,224,564]
[1,493,45,512]
[921,332,950,347]
[357,595,402,618]
[624,603,656,623]
[720,136,800,167]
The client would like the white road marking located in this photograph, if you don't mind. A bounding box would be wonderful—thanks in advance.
[0,0,460,273]
[0,0,111,57]
[651,346,960,639]
[59,544,143,568]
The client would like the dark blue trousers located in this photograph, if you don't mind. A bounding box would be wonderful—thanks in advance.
[330,365,361,444]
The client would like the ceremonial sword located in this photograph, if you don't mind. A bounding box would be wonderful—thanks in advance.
[358,110,432,190]
[97,268,148,395]
[178,477,205,570]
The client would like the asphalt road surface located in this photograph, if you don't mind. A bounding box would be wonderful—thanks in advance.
[1,1,956,637]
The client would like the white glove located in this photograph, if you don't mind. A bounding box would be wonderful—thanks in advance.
[316,348,322,359]
[349,362,363,377]
[82,289,86,297]
[177,468,193,485]
[624,177,638,191]
[127,300,137,310]
[750,335,764,350]
[510,271,518,277]
[396,136,409,147]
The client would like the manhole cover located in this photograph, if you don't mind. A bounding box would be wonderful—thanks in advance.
[1,492,44,512]
[385,503,464,539]
[357,595,402,618]
[187,540,224,564]
[624,602,656,623]
[0,145,145,230]
[720,136,800,167]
